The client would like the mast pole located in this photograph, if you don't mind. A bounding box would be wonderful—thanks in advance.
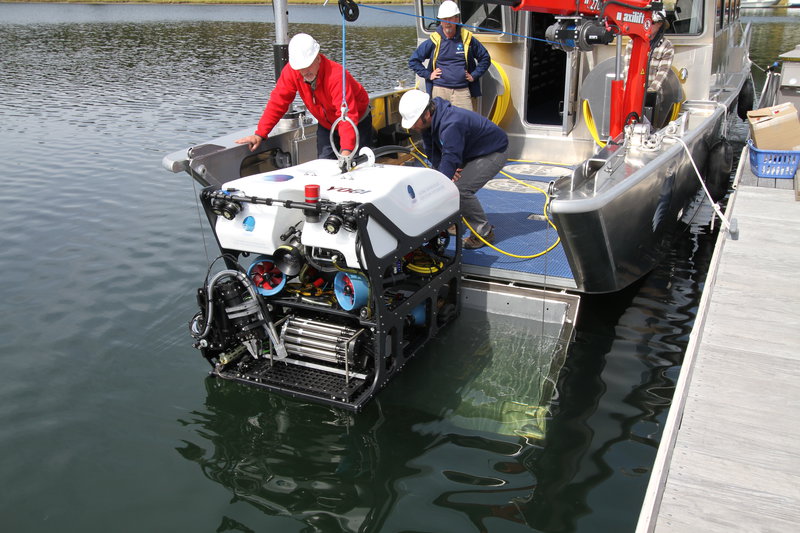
[272,0,290,78]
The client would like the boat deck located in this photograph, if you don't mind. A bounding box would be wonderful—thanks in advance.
[637,152,800,531]
[451,162,577,290]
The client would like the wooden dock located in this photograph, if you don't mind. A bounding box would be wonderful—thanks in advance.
[637,149,800,532]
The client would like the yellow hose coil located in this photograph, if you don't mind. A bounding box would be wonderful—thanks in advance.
[488,59,511,126]
[582,99,607,148]
[460,169,560,259]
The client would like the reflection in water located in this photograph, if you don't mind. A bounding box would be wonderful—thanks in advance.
[398,312,567,441]
[178,384,375,531]
[2,5,794,531]
[178,310,569,532]
[519,218,719,532]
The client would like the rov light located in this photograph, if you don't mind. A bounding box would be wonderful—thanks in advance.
[324,214,344,234]
[340,201,359,232]
[210,196,242,221]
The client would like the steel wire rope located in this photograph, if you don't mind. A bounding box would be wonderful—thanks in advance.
[340,7,348,112]
[353,3,566,47]
[357,1,552,129]
[191,178,212,266]
[344,2,565,258]
[330,2,360,164]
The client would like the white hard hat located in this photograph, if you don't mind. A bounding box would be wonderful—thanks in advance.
[288,33,320,70]
[438,1,461,19]
[399,90,431,129]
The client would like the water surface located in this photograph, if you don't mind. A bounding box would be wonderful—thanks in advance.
[1,4,796,532]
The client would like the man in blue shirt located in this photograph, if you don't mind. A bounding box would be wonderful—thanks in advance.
[399,89,508,249]
[409,1,491,112]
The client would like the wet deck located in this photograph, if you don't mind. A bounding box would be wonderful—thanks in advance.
[455,162,577,290]
[637,150,800,532]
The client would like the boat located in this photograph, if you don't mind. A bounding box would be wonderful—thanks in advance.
[162,0,751,409]
[758,44,800,109]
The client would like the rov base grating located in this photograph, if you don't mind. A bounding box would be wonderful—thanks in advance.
[215,358,368,402]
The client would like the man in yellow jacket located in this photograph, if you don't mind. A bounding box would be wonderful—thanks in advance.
[408,1,491,112]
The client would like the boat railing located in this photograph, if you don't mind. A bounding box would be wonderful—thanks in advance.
[740,21,752,50]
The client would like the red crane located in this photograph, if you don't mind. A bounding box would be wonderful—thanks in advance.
[500,0,663,137]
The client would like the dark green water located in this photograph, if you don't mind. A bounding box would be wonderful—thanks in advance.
[0,4,796,532]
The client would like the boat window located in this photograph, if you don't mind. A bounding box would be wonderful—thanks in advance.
[459,0,503,33]
[665,0,704,34]
[418,0,503,34]
[418,0,436,32]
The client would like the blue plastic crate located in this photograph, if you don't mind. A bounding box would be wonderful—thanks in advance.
[748,140,800,179]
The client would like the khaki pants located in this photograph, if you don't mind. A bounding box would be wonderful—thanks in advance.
[431,86,477,113]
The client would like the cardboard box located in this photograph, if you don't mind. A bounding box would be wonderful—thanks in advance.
[747,102,800,151]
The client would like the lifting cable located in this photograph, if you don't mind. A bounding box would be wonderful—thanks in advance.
[331,0,361,168]
[334,1,564,258]
[353,2,564,48]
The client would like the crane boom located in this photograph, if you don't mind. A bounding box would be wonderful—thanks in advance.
[487,0,663,137]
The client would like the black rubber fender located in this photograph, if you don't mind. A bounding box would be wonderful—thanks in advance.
[737,76,755,121]
[706,138,733,202]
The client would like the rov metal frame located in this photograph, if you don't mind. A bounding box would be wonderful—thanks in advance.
[196,186,463,411]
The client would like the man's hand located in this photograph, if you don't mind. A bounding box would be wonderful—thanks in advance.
[430,67,443,81]
[465,71,474,82]
[235,134,264,152]
[453,168,463,182]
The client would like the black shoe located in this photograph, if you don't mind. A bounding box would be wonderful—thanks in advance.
[463,227,494,249]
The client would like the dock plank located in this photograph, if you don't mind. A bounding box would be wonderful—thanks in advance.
[645,185,800,533]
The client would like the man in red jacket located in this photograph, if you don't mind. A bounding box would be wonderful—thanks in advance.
[236,33,372,159]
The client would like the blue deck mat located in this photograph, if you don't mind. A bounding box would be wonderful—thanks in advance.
[447,163,574,281]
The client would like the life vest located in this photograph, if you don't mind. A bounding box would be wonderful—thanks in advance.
[430,28,473,71]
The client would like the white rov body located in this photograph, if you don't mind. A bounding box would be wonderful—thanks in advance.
[214,159,460,267]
